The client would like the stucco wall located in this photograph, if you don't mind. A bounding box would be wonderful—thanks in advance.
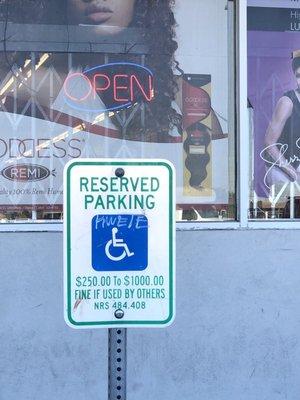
[1,230,300,400]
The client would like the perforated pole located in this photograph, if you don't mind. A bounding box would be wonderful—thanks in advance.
[108,328,127,400]
[108,167,127,400]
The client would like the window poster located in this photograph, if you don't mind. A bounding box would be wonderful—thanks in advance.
[0,0,231,217]
[248,0,300,201]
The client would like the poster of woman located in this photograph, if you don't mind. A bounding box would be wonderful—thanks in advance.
[0,0,231,217]
[248,0,300,203]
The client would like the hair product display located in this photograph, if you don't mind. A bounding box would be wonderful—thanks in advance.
[182,74,212,197]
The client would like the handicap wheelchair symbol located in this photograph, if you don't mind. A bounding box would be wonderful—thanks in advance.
[91,214,148,271]
[105,227,134,261]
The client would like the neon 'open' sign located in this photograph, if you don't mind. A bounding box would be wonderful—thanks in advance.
[63,62,154,113]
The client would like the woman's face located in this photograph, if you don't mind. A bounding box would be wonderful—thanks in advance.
[68,0,136,34]
[295,66,300,89]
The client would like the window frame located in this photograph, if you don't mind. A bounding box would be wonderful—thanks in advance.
[1,0,295,232]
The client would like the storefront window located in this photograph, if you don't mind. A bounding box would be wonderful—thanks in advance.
[0,0,236,223]
[248,0,300,220]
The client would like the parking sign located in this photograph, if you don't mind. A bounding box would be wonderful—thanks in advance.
[64,159,175,328]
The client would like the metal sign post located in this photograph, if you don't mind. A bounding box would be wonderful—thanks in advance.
[108,328,127,400]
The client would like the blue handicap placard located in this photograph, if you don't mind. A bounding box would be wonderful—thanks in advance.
[91,214,148,271]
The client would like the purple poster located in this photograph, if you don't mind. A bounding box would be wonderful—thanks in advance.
[248,2,300,197]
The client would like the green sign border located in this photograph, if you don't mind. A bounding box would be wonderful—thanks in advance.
[66,160,174,327]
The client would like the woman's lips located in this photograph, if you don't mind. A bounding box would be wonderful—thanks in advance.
[85,5,113,23]
[87,12,113,23]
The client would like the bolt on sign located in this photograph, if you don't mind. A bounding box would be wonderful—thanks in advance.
[64,159,175,328]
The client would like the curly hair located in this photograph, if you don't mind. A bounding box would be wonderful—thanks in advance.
[0,0,182,140]
[127,0,182,139]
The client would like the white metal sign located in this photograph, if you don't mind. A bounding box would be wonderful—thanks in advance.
[64,159,175,328]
